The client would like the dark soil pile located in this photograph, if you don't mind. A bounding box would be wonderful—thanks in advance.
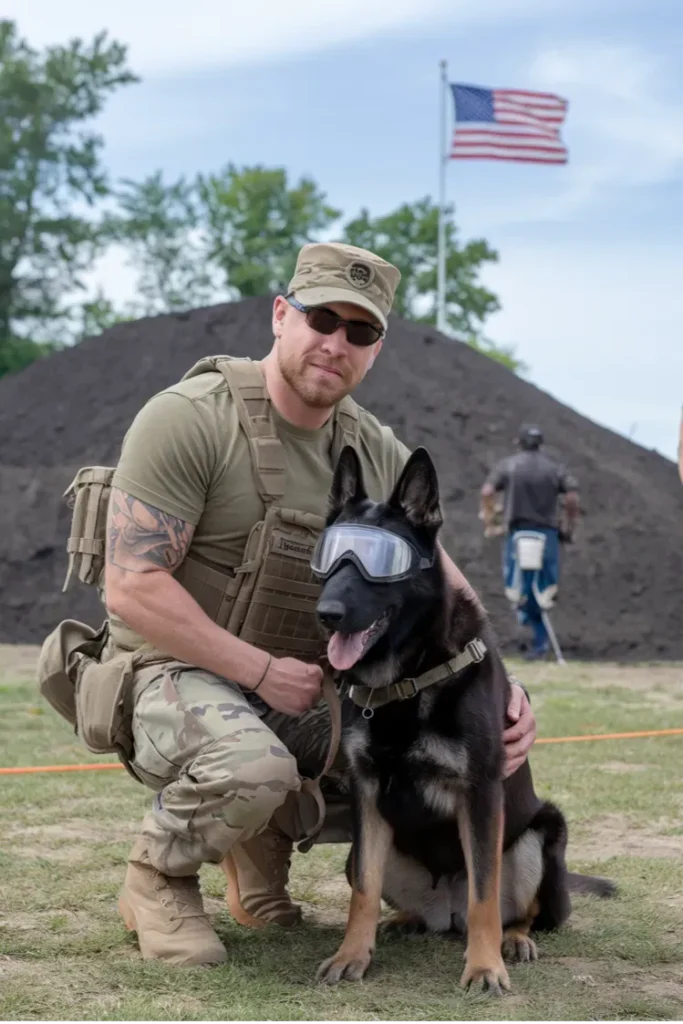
[1,297,680,659]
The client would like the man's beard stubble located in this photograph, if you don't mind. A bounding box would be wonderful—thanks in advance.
[277,347,352,409]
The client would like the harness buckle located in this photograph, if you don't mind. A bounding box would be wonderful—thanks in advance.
[397,678,419,700]
[465,638,486,663]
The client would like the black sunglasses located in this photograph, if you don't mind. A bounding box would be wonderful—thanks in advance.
[286,295,383,347]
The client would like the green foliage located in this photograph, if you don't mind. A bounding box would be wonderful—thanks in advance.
[468,335,528,374]
[108,171,217,316]
[0,334,57,377]
[108,165,341,316]
[0,18,137,368]
[342,198,523,372]
[1,18,523,376]
[72,289,134,339]
[198,164,342,297]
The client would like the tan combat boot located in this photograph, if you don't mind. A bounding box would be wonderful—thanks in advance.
[118,838,227,965]
[222,824,302,929]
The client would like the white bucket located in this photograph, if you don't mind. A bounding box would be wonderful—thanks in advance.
[516,534,545,571]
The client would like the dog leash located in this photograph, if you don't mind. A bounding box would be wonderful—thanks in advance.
[293,663,344,853]
[319,664,343,777]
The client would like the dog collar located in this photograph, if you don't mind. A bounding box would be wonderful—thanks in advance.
[347,637,487,719]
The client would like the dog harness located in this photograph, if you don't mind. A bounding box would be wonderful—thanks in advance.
[346,637,488,717]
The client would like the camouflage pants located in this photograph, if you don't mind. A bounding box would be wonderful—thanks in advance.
[129,661,350,876]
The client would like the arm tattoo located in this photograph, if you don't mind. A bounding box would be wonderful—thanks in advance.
[107,488,195,573]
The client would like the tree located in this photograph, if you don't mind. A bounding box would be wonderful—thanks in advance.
[197,164,341,297]
[110,164,342,311]
[0,335,54,377]
[72,288,134,339]
[0,19,138,373]
[108,171,219,316]
[467,335,526,374]
[342,198,524,372]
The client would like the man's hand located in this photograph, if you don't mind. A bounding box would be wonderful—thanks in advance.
[502,682,536,778]
[254,656,323,716]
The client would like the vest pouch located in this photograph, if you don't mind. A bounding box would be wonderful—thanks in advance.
[37,618,110,728]
[221,517,267,636]
[173,557,241,626]
[62,466,116,592]
[74,648,136,757]
[226,506,326,659]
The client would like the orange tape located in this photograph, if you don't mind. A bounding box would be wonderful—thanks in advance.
[536,727,683,744]
[0,762,123,774]
[0,727,681,775]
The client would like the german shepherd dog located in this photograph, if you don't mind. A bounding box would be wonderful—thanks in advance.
[312,445,613,994]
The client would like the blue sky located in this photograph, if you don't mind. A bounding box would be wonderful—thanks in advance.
[13,0,683,461]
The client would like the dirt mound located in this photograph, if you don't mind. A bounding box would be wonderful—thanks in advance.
[1,296,681,658]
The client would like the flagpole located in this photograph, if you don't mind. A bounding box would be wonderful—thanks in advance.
[437,59,449,334]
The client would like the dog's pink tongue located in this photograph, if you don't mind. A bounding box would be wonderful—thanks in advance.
[327,631,367,671]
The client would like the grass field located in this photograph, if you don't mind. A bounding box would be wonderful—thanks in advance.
[1,644,682,1021]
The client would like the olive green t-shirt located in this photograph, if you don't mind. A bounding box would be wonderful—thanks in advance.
[112,366,411,577]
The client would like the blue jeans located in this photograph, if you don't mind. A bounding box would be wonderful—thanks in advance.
[503,527,560,655]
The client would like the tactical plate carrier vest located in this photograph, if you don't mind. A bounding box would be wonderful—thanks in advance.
[62,355,360,658]
[38,356,359,772]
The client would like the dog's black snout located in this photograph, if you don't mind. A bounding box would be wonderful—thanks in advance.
[316,599,347,626]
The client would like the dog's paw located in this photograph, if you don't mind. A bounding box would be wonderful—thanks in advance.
[460,957,511,996]
[502,932,537,963]
[381,912,427,937]
[316,947,373,985]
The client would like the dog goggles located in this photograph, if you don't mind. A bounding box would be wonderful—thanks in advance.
[310,524,434,583]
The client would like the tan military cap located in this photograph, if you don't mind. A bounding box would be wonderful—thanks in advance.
[287,242,401,331]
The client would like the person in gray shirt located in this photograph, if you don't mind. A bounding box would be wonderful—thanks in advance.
[480,424,580,658]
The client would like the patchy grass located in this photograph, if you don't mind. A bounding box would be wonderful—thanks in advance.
[0,646,682,1020]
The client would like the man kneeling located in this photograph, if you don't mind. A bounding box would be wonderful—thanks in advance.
[44,242,538,965]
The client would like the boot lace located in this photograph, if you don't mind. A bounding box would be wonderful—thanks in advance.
[154,871,205,921]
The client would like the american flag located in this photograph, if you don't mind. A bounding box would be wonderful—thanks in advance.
[449,83,569,164]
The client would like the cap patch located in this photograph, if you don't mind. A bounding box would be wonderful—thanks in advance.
[344,260,374,290]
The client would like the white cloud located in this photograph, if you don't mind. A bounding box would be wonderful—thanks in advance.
[534,40,683,180]
[478,40,683,227]
[480,240,682,460]
[10,0,629,75]
[5,0,466,73]
[451,39,683,234]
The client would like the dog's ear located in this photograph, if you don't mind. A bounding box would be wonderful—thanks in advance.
[388,447,443,532]
[328,445,367,520]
